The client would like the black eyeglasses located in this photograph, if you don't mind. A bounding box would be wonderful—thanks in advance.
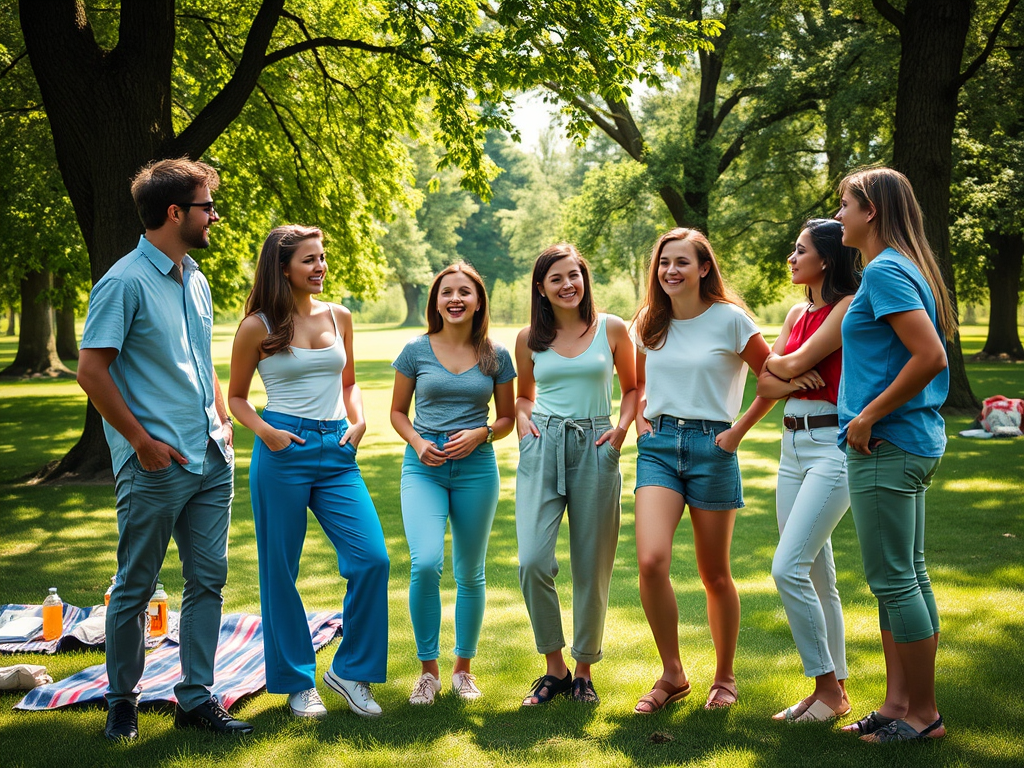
[176,201,217,216]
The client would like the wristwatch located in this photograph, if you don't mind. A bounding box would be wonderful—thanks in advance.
[485,425,494,443]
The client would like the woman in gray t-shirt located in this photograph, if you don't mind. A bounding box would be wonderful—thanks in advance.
[390,262,516,705]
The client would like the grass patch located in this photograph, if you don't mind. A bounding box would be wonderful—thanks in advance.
[0,324,1022,768]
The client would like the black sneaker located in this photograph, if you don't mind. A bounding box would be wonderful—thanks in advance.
[104,700,139,741]
[174,696,254,735]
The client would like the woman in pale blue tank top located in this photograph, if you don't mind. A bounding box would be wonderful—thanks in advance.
[228,225,390,719]
[515,243,637,706]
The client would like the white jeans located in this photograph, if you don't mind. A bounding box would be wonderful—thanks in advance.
[772,399,850,679]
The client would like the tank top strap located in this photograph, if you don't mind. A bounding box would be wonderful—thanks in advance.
[326,303,341,343]
[255,311,272,334]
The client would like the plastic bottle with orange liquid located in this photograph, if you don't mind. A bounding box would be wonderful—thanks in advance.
[148,582,168,637]
[42,587,63,641]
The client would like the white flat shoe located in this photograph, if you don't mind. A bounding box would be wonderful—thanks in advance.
[288,687,327,718]
[451,671,481,700]
[774,698,850,722]
[409,673,442,705]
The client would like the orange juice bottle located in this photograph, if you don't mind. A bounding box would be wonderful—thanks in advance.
[104,576,116,606]
[42,588,63,641]
[149,582,168,637]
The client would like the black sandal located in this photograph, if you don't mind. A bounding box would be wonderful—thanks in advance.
[521,671,572,706]
[571,677,600,705]
[844,710,896,735]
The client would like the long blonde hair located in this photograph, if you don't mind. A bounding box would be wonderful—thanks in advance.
[838,167,957,337]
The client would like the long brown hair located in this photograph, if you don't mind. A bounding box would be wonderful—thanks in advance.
[244,224,324,356]
[838,167,957,337]
[527,243,597,352]
[632,228,747,350]
[425,262,499,377]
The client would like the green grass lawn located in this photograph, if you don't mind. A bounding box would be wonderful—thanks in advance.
[0,325,1022,768]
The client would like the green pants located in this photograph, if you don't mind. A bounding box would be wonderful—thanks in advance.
[847,441,940,643]
[515,414,622,663]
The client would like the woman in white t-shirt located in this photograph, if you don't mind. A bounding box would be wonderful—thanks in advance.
[631,228,774,714]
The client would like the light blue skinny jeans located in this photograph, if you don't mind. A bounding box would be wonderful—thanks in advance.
[250,411,390,692]
[772,399,850,679]
[401,433,500,661]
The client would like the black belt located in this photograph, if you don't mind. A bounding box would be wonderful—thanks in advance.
[783,414,839,431]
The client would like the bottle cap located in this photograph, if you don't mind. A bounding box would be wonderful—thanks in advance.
[48,587,57,594]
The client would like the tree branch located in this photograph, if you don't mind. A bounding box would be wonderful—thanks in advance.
[958,0,1021,88]
[264,37,431,69]
[165,0,285,159]
[711,86,761,138]
[717,96,819,177]
[0,50,28,82]
[871,0,905,33]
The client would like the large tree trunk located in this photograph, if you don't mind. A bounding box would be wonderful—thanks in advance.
[885,0,980,411]
[19,1,286,481]
[401,283,423,327]
[979,231,1024,360]
[0,269,71,378]
[55,305,79,361]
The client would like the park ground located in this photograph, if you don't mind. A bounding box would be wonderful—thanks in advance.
[0,324,1021,768]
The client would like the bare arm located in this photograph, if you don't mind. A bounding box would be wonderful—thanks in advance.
[227,315,305,452]
[596,315,637,449]
[337,305,366,448]
[213,373,233,448]
[716,333,778,454]
[390,369,449,466]
[846,309,947,455]
[634,349,652,435]
[77,347,187,470]
[765,296,852,379]
[514,327,540,439]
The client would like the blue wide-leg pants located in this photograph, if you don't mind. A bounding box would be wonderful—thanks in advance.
[250,411,390,692]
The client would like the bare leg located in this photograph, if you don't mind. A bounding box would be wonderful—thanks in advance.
[421,659,440,678]
[574,661,592,681]
[690,506,739,706]
[453,656,472,675]
[635,486,688,705]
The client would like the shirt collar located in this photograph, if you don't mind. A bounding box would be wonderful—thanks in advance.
[138,235,197,275]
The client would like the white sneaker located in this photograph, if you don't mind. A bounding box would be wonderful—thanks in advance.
[451,671,482,700]
[288,687,327,718]
[409,673,442,705]
[323,668,382,717]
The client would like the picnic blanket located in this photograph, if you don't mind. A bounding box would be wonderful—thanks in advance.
[0,603,176,653]
[14,610,343,711]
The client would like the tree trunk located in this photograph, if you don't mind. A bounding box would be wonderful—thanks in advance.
[886,0,980,411]
[29,401,114,484]
[56,305,79,361]
[980,231,1024,359]
[5,305,14,336]
[401,283,423,327]
[0,269,71,378]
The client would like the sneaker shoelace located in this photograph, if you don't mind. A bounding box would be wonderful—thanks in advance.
[412,676,435,699]
[299,689,323,708]
[205,699,234,724]
[454,673,478,696]
[355,682,374,703]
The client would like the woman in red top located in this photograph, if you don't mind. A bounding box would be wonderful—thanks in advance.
[757,219,860,722]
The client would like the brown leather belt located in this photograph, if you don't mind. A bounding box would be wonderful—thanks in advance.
[783,414,840,431]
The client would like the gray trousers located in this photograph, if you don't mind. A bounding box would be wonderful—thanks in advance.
[515,414,621,663]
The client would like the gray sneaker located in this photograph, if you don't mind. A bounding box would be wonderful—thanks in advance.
[288,687,327,718]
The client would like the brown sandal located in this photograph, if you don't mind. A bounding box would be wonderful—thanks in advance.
[704,681,738,709]
[634,679,691,714]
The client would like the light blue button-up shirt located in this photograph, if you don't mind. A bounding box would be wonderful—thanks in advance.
[81,235,230,475]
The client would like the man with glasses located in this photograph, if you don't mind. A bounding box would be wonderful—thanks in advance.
[78,158,252,740]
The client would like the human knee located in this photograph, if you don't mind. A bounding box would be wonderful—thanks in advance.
[637,551,671,582]
[699,570,734,595]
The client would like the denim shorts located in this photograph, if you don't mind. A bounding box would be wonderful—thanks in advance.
[635,416,744,511]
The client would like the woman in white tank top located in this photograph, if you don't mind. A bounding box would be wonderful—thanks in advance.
[228,225,390,720]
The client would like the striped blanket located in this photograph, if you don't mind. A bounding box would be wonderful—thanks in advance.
[15,610,343,710]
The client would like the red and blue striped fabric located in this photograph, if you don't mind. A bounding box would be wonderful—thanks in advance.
[0,603,98,654]
[15,610,342,710]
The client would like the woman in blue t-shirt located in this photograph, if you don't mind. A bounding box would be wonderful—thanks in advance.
[834,167,953,743]
[390,262,516,705]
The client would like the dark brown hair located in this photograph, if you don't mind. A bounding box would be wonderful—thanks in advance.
[425,262,499,377]
[838,167,957,337]
[130,157,220,230]
[801,219,861,306]
[632,228,747,350]
[527,243,597,353]
[244,225,324,356]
